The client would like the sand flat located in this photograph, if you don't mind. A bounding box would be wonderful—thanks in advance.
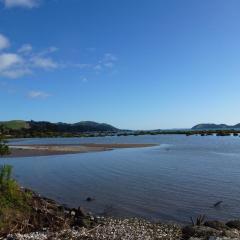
[6,143,157,158]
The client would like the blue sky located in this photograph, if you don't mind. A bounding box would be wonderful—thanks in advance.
[0,0,240,129]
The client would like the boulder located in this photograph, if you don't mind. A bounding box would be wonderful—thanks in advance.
[204,221,229,231]
[86,197,95,202]
[226,220,240,230]
[222,229,240,238]
[182,225,221,238]
[76,207,87,217]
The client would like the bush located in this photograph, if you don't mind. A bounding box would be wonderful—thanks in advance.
[0,135,10,157]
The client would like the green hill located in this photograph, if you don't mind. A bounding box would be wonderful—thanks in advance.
[0,120,29,130]
[192,123,240,130]
[0,120,117,133]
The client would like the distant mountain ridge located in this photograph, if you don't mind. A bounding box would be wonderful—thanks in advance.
[0,120,118,132]
[192,123,240,130]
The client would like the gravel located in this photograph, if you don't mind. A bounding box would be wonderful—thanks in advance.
[4,217,182,240]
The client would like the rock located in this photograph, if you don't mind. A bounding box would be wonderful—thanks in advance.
[76,207,87,217]
[223,229,240,238]
[80,217,93,228]
[70,210,76,216]
[189,238,205,240]
[182,225,221,238]
[182,226,196,238]
[204,221,229,230]
[208,237,239,240]
[226,220,240,230]
[6,237,16,240]
[188,238,203,240]
[86,197,95,202]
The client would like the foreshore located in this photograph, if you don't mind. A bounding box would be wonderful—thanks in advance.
[7,143,157,158]
[2,188,240,240]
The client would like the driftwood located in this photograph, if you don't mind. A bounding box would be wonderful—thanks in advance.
[214,201,223,207]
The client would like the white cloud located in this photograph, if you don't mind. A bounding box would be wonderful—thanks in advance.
[0,34,10,51]
[104,62,114,68]
[31,56,58,69]
[0,53,23,71]
[94,64,102,71]
[28,90,50,99]
[0,33,118,80]
[3,0,40,8]
[2,68,31,78]
[18,44,32,54]
[92,53,118,72]
[103,53,118,62]
[0,33,60,78]
[0,53,32,78]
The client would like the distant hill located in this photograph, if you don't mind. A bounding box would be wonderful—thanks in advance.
[192,123,240,130]
[0,120,30,130]
[0,120,118,133]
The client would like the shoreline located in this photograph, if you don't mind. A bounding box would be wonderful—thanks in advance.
[3,188,240,239]
[6,143,157,158]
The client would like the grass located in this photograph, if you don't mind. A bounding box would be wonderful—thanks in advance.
[0,165,32,235]
[0,120,29,130]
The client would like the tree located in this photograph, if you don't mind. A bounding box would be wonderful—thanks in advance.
[0,126,10,157]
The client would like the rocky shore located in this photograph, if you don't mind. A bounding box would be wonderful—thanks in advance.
[3,218,240,240]
[1,189,240,240]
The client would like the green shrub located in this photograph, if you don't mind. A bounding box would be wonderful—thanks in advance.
[0,134,10,157]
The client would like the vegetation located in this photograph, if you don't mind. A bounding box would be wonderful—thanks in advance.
[0,120,29,130]
[0,128,10,157]
[0,120,118,138]
[0,135,30,234]
[0,165,32,235]
[192,123,240,130]
[1,120,240,139]
[0,164,94,236]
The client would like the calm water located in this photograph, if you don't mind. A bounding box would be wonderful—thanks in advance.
[1,135,240,223]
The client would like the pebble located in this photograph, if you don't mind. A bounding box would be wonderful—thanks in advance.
[4,218,182,240]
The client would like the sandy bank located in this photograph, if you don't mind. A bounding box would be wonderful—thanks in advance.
[6,143,157,158]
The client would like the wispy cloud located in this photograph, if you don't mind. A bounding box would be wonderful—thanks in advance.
[31,56,58,69]
[0,34,10,51]
[97,53,117,70]
[81,77,88,83]
[28,90,50,99]
[0,33,118,80]
[18,44,33,54]
[0,33,59,78]
[74,53,118,73]
[0,53,29,78]
[2,0,40,8]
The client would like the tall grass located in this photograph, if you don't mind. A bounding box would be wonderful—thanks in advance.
[0,165,32,233]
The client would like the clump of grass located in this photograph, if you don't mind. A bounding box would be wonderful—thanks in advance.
[0,165,32,235]
[190,215,206,226]
[0,137,10,157]
[0,165,29,208]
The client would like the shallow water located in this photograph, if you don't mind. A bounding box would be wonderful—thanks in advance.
[2,135,240,223]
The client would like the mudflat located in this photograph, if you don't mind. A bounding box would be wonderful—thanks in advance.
[7,143,157,158]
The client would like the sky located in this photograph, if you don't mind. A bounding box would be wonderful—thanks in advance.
[0,0,240,130]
